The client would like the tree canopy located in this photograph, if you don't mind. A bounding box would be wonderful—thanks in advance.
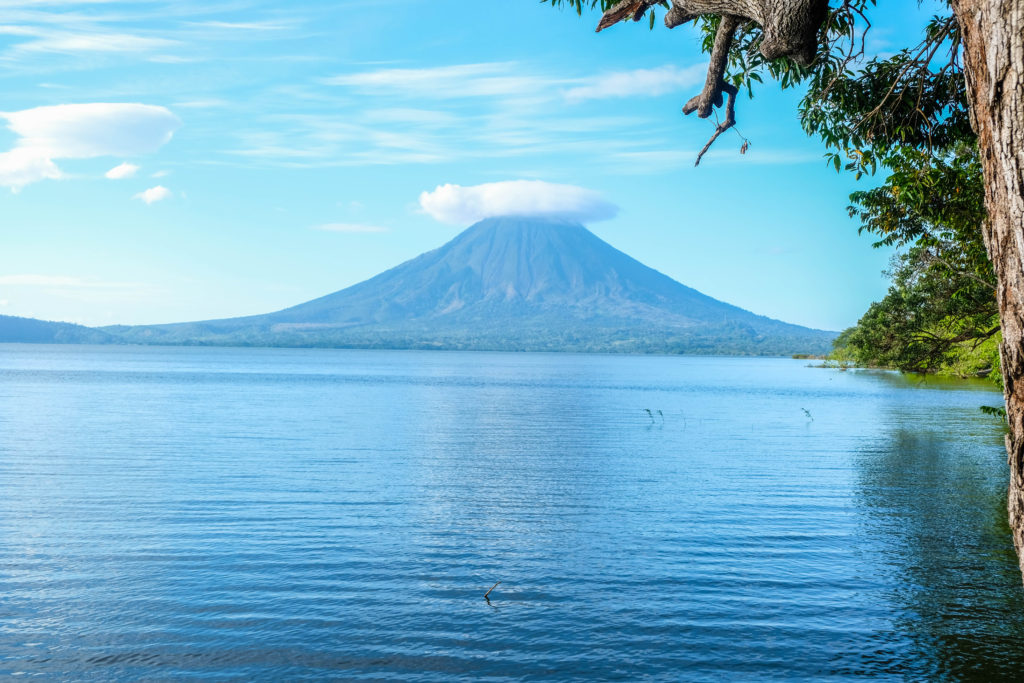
[547,0,993,380]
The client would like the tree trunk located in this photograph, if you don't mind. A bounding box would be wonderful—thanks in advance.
[952,0,1024,574]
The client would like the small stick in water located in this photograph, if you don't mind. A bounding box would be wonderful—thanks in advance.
[484,581,501,600]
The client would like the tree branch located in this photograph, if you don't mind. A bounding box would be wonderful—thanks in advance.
[693,83,739,165]
[593,0,828,165]
[596,0,660,32]
[681,16,740,165]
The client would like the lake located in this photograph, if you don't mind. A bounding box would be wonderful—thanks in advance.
[1,345,1022,680]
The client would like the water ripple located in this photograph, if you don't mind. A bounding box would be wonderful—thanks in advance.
[0,346,1020,680]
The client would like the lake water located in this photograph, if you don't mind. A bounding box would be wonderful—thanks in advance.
[1,345,1022,681]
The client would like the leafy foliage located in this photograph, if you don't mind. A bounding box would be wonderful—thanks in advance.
[848,144,985,254]
[543,0,671,30]
[544,3,970,171]
[544,1,654,15]
[833,137,995,379]
[801,14,969,178]
[834,245,999,378]
[980,405,1008,421]
[548,0,994,381]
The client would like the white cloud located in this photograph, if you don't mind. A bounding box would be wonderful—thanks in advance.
[0,103,179,190]
[564,64,707,102]
[313,222,389,233]
[189,20,292,31]
[105,161,139,179]
[232,61,698,170]
[133,185,171,204]
[0,23,178,55]
[4,103,179,158]
[324,62,545,99]
[173,99,228,109]
[0,1,115,6]
[419,180,618,226]
[19,32,177,54]
[0,147,61,190]
[0,274,129,288]
[148,55,197,64]
[325,61,707,105]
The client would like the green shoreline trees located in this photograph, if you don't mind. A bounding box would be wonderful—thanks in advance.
[835,144,999,382]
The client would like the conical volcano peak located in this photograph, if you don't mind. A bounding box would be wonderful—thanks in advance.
[466,214,587,228]
[107,215,835,355]
[450,215,591,245]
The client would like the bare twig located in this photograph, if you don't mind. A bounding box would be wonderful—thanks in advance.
[693,83,739,166]
[680,15,742,165]
[847,17,955,142]
[484,581,501,600]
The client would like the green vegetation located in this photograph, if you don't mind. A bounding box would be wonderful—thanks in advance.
[829,144,998,384]
[102,321,832,356]
[548,2,998,385]
[0,315,115,344]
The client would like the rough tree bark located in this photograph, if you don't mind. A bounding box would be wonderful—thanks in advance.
[599,0,826,64]
[951,0,1024,574]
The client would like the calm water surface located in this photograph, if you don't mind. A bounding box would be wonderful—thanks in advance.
[1,345,1022,681]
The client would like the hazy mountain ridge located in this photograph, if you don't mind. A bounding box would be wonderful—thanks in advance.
[101,216,835,355]
[0,314,116,344]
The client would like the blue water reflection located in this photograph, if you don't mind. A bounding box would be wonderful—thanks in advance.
[0,345,1019,680]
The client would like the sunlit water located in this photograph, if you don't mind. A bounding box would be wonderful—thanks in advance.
[1,345,1021,681]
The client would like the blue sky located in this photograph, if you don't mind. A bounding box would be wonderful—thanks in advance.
[0,0,939,331]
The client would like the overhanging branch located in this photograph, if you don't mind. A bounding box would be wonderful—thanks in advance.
[594,0,828,165]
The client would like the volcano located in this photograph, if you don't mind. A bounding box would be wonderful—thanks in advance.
[106,216,834,355]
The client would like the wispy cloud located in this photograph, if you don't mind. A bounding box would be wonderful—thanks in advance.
[187,20,295,32]
[323,62,545,99]
[0,24,179,55]
[147,54,198,64]
[325,61,707,104]
[312,222,390,233]
[564,64,707,102]
[0,274,138,288]
[173,98,229,109]
[0,1,124,7]
[105,161,139,179]
[225,61,703,170]
[0,3,306,69]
